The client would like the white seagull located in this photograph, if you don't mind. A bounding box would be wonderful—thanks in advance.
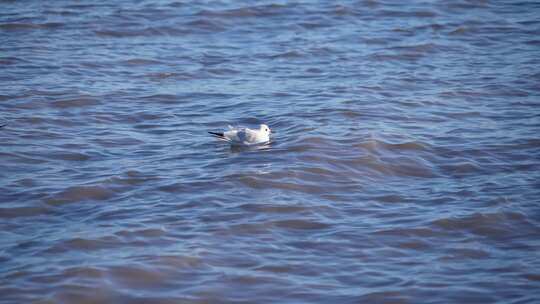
[209,124,271,146]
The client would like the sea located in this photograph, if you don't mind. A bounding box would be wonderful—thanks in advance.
[1,0,540,303]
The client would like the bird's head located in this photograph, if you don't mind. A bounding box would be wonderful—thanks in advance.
[260,124,271,135]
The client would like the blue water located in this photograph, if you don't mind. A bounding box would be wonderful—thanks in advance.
[1,1,540,303]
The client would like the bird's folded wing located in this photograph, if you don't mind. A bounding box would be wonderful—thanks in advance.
[241,129,260,143]
[223,129,239,142]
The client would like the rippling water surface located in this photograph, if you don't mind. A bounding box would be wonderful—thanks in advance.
[1,0,540,303]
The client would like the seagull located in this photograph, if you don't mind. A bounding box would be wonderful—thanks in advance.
[209,124,271,146]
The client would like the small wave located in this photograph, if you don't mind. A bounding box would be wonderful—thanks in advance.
[51,97,100,108]
[439,248,490,261]
[141,94,177,101]
[184,19,226,32]
[44,185,115,206]
[0,22,64,30]
[431,211,529,238]
[106,265,169,288]
[373,227,436,237]
[236,175,327,195]
[49,236,119,252]
[239,203,308,214]
[122,58,163,66]
[146,72,196,81]
[95,28,161,38]
[438,161,483,176]
[298,22,331,30]
[270,219,331,230]
[0,206,49,219]
[368,52,425,62]
[105,170,158,186]
[115,228,167,238]
[387,43,450,54]
[45,151,91,162]
[356,138,432,154]
[203,67,241,76]
[268,51,305,59]
[196,4,289,19]
[137,254,205,270]
[0,56,26,65]
[377,9,437,18]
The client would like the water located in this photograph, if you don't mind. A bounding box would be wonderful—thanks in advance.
[1,0,540,302]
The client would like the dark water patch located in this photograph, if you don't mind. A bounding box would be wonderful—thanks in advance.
[271,219,331,230]
[448,26,476,36]
[146,72,196,81]
[122,58,163,66]
[45,151,91,162]
[438,161,483,177]
[305,68,323,74]
[369,52,425,62]
[0,22,64,30]
[0,206,49,219]
[44,185,115,206]
[141,93,178,103]
[106,265,170,289]
[0,152,48,165]
[50,97,100,109]
[0,94,12,101]
[268,50,305,59]
[0,56,25,65]
[95,28,160,38]
[197,4,289,19]
[431,212,530,239]
[203,67,241,76]
[184,19,226,32]
[115,228,167,239]
[522,273,540,282]
[298,21,332,30]
[439,248,490,261]
[93,136,144,148]
[378,9,437,18]
[157,181,218,194]
[41,9,79,17]
[136,254,206,272]
[236,176,328,195]
[239,203,308,214]
[358,138,432,153]
[373,227,437,238]
[387,43,454,54]
[45,236,122,253]
[524,39,540,45]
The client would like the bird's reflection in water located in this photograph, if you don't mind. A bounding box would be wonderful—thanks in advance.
[229,141,272,154]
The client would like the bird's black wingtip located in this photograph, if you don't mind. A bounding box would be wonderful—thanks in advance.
[208,131,224,137]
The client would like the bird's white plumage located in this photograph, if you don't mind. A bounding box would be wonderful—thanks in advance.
[213,124,271,146]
